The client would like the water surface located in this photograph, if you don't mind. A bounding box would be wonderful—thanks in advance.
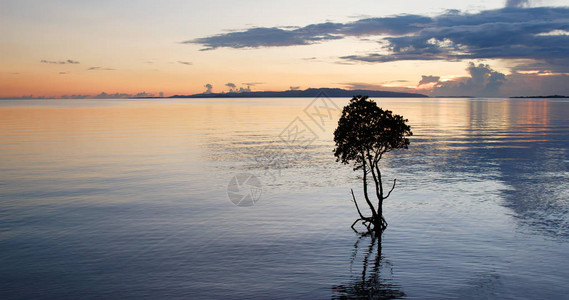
[1,97,568,299]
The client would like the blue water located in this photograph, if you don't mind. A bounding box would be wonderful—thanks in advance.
[1,98,568,299]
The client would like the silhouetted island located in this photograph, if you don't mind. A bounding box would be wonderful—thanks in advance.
[169,88,428,98]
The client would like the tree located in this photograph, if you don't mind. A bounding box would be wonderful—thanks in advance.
[334,96,412,234]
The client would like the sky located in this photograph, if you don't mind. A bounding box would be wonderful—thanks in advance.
[1,0,568,98]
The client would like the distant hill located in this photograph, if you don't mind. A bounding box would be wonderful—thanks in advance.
[170,88,428,98]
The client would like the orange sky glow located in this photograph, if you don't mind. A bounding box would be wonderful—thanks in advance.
[1,0,568,98]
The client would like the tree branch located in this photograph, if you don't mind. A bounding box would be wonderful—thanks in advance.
[383,179,397,199]
[351,189,365,220]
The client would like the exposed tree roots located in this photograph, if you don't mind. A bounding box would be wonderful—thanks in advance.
[350,188,388,235]
[350,216,388,236]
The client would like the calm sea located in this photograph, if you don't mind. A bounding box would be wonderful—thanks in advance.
[1,97,568,299]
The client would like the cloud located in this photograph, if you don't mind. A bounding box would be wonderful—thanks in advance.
[185,25,341,50]
[225,82,237,92]
[187,7,569,73]
[340,82,421,94]
[505,0,530,8]
[41,59,80,64]
[224,82,252,93]
[289,86,300,91]
[422,63,506,96]
[178,61,193,65]
[204,83,213,94]
[341,82,387,90]
[343,7,569,71]
[87,67,115,71]
[184,16,430,50]
[341,15,432,36]
[236,86,251,93]
[422,62,569,96]
[242,82,264,86]
[503,72,569,96]
[383,79,409,84]
[469,63,507,92]
[418,75,440,86]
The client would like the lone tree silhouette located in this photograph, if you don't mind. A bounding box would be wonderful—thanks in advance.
[334,96,412,234]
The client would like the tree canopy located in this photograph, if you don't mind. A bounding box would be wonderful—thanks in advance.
[334,95,412,168]
[334,95,412,234]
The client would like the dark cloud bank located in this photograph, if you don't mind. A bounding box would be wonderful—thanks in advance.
[186,7,569,69]
[186,5,569,96]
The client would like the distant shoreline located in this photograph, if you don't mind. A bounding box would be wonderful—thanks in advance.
[3,91,568,100]
[168,88,428,99]
[510,95,568,99]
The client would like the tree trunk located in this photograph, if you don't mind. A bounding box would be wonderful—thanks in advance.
[361,153,378,222]
[351,152,392,235]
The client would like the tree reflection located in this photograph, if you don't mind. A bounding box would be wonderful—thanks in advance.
[332,235,405,299]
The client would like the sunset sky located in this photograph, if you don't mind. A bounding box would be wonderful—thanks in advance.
[1,0,568,98]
